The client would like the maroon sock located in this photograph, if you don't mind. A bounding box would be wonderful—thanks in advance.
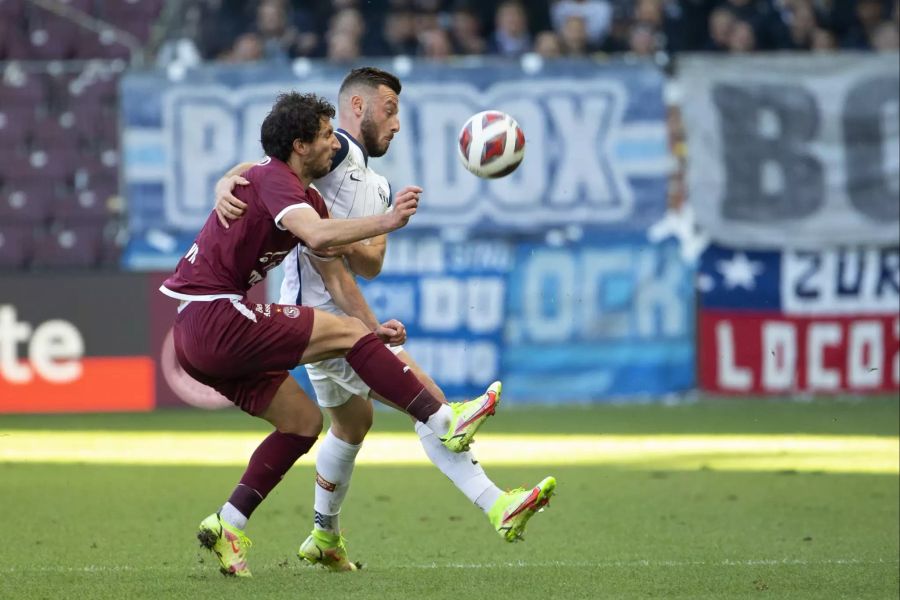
[345,333,442,422]
[226,431,316,518]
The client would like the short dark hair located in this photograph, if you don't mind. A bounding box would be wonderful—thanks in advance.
[338,67,402,99]
[260,92,335,162]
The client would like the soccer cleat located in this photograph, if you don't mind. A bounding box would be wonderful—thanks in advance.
[197,513,253,577]
[298,529,361,572]
[440,381,501,453]
[489,476,557,543]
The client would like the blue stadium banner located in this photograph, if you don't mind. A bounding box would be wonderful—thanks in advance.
[120,60,669,268]
[358,235,510,401]
[277,232,695,402]
[503,235,696,402]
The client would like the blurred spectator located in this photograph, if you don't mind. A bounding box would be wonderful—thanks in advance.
[728,20,757,52]
[449,7,487,55]
[161,0,897,65]
[414,10,441,33]
[634,0,662,29]
[222,33,264,63]
[870,21,900,49]
[533,30,563,57]
[253,0,305,61]
[841,0,889,48]
[559,15,594,55]
[721,0,783,48]
[782,0,820,49]
[707,6,737,51]
[628,22,659,57]
[551,0,613,45]
[375,10,419,55]
[811,27,838,51]
[330,8,365,40]
[489,1,532,57]
[420,27,454,60]
[327,30,361,62]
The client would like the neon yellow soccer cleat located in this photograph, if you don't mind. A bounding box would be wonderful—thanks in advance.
[489,476,557,542]
[197,513,253,577]
[440,381,502,453]
[298,529,361,572]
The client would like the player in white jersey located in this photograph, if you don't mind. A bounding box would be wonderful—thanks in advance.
[214,68,556,570]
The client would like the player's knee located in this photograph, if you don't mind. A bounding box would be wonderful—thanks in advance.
[331,422,368,445]
[281,405,323,438]
[344,316,369,338]
[345,410,373,443]
[336,316,370,351]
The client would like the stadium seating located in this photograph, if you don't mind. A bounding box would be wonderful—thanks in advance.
[0,0,161,269]
[0,224,35,269]
[31,222,106,268]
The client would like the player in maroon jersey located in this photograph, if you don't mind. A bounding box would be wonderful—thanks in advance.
[161,92,497,577]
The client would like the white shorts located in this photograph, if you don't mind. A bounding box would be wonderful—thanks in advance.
[306,301,404,408]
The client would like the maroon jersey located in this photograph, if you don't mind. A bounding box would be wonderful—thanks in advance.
[161,157,328,301]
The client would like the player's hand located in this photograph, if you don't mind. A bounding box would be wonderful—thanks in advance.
[388,185,422,230]
[214,175,249,229]
[375,319,406,346]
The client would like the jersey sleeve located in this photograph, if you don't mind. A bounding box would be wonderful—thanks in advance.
[305,186,330,220]
[257,165,316,230]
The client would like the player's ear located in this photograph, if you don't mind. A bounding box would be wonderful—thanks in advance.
[292,139,307,157]
[351,94,364,117]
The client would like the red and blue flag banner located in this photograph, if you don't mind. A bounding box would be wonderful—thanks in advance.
[698,244,899,394]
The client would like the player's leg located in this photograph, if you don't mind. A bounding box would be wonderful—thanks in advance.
[312,395,372,535]
[218,376,323,531]
[376,351,556,541]
[392,352,502,507]
[298,383,371,571]
[199,376,323,576]
[299,310,463,444]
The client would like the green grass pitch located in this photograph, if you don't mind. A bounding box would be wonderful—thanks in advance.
[1,397,897,599]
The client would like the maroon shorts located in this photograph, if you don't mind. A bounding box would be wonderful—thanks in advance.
[172,299,315,416]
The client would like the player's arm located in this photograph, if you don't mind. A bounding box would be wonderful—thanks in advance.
[317,235,387,279]
[308,253,406,345]
[308,253,379,329]
[311,186,418,278]
[345,235,387,280]
[281,205,410,251]
[214,162,256,228]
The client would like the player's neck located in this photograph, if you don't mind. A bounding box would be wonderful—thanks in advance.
[286,155,312,189]
[338,120,362,143]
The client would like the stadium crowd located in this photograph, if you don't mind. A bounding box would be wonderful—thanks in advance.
[163,0,900,66]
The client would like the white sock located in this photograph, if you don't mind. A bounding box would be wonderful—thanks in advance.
[414,421,503,513]
[219,502,248,530]
[313,428,362,534]
[424,404,454,436]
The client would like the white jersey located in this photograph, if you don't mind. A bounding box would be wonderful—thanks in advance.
[279,128,392,308]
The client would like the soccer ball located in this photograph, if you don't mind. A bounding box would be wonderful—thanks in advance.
[457,110,525,178]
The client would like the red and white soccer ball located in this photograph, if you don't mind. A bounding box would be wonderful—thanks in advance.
[457,110,525,179]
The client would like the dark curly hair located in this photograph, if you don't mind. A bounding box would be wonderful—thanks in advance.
[338,67,402,98]
[260,92,336,162]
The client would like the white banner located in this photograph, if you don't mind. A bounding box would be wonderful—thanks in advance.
[680,53,900,249]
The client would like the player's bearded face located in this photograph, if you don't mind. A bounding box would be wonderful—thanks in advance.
[310,141,334,179]
[359,107,389,158]
[307,122,338,180]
